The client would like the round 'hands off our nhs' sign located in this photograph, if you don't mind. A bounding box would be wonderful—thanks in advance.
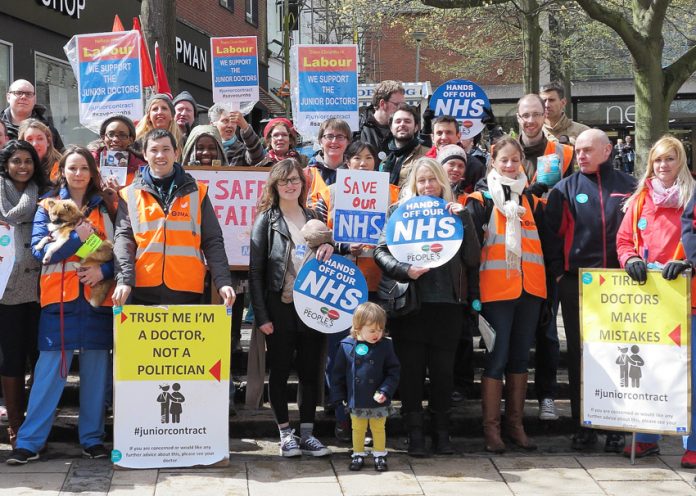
[429,79,489,138]
[385,196,464,268]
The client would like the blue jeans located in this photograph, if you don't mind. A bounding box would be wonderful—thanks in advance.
[635,318,696,449]
[481,292,543,380]
[16,349,109,452]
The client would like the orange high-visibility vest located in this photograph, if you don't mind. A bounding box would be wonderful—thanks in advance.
[476,193,546,302]
[530,141,574,184]
[120,183,208,293]
[39,201,115,307]
[305,167,331,212]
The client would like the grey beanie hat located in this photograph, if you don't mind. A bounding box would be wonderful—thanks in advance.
[173,90,198,118]
[146,93,176,116]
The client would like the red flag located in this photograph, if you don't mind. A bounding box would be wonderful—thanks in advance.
[112,14,125,32]
[132,17,155,89]
[154,42,172,98]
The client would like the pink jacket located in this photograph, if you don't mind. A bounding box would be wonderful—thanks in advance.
[616,181,683,268]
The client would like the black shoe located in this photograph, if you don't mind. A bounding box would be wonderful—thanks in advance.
[82,444,109,459]
[6,448,39,465]
[604,433,626,453]
[334,422,351,443]
[349,455,364,471]
[451,390,464,403]
[374,455,388,472]
[571,429,598,451]
[432,431,455,455]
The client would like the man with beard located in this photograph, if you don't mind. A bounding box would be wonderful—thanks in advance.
[380,104,429,187]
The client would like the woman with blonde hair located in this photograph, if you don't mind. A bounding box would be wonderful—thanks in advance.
[134,94,183,158]
[374,157,480,456]
[618,135,696,465]
[18,119,62,183]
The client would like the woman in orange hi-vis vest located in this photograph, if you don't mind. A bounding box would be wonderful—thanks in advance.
[7,147,115,465]
[617,136,696,465]
[466,136,553,454]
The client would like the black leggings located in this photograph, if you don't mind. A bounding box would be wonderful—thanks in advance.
[264,292,325,425]
[391,303,463,415]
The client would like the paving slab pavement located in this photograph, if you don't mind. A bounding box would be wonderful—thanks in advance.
[2,435,696,495]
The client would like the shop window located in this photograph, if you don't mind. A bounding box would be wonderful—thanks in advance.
[35,53,96,147]
[220,0,234,12]
[0,41,11,100]
[246,0,258,26]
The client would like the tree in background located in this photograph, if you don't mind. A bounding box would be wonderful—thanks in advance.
[142,0,178,95]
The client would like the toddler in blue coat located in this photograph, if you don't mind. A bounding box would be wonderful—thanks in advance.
[331,302,400,471]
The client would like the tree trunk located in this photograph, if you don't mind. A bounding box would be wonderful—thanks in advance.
[142,0,178,95]
[633,50,669,176]
[520,0,541,93]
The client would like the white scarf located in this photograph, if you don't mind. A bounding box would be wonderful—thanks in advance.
[486,169,528,271]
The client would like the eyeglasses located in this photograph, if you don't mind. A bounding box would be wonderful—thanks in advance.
[517,112,544,121]
[322,134,347,142]
[8,91,35,98]
[105,131,131,140]
[278,177,302,186]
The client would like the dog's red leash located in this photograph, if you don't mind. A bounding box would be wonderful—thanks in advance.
[59,260,68,378]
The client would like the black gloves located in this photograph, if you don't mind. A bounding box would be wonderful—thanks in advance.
[662,260,692,280]
[528,182,549,197]
[625,258,647,284]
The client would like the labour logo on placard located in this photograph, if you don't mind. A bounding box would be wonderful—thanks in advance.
[385,196,464,268]
[429,79,490,138]
[293,255,368,334]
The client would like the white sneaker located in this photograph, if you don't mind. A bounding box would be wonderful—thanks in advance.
[300,435,332,457]
[0,405,8,425]
[538,398,559,420]
[279,430,302,457]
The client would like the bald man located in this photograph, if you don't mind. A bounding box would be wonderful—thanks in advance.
[545,129,636,452]
[2,79,64,150]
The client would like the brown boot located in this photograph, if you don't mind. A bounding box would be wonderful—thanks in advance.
[481,377,505,454]
[1,376,26,449]
[504,373,537,451]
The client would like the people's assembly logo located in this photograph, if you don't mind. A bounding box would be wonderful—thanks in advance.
[156,383,186,424]
[616,345,645,388]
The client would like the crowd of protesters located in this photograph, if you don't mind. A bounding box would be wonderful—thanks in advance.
[1,77,695,474]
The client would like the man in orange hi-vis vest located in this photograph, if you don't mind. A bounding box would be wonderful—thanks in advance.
[112,129,235,307]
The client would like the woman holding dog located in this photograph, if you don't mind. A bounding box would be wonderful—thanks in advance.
[0,140,46,449]
[7,146,115,464]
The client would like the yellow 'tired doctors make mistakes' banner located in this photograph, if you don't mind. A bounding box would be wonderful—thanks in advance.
[113,305,231,469]
[580,269,691,435]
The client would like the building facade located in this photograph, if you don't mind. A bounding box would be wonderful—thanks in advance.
[0,1,270,146]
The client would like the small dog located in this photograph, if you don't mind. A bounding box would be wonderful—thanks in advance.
[34,199,114,307]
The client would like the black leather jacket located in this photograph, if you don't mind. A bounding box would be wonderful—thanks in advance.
[249,206,318,326]
[374,202,481,305]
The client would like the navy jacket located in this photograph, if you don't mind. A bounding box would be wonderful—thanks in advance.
[31,189,114,351]
[545,158,636,276]
[330,336,400,409]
